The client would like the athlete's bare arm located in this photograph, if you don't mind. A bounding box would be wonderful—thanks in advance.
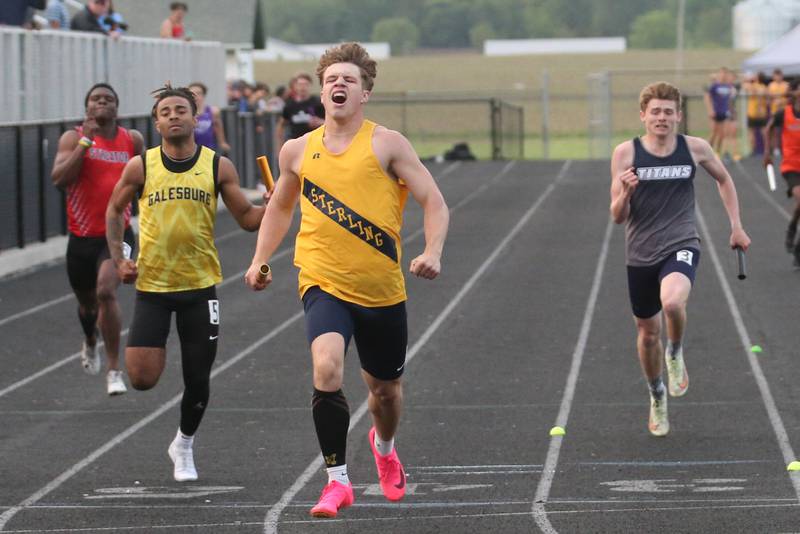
[106,155,145,283]
[51,112,104,188]
[217,157,267,232]
[610,140,638,224]
[686,135,751,251]
[131,129,145,157]
[244,136,305,290]
[375,127,449,280]
[159,18,173,38]
[211,107,230,153]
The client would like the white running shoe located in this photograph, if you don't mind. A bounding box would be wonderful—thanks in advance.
[648,392,669,437]
[665,347,689,397]
[168,436,198,482]
[80,341,101,375]
[106,370,127,396]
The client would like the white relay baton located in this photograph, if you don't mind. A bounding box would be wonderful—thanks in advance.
[767,163,777,192]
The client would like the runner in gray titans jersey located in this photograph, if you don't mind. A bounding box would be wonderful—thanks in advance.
[610,82,750,437]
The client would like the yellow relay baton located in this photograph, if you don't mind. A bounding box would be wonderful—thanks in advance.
[256,155,275,192]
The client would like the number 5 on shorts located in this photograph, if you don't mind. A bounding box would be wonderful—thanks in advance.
[208,300,220,325]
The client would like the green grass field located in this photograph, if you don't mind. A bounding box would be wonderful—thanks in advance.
[254,48,752,159]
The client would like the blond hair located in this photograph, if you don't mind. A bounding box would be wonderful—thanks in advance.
[639,82,682,112]
[316,42,377,91]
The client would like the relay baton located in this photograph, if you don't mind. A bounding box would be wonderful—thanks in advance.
[736,247,747,280]
[256,155,275,191]
[766,163,777,192]
[256,263,271,281]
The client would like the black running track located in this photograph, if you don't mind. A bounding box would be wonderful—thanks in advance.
[1,157,799,534]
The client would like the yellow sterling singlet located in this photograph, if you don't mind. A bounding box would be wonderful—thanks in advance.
[136,145,221,292]
[295,120,408,307]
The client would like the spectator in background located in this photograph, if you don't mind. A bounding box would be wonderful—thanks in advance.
[743,72,769,156]
[265,85,287,113]
[100,0,128,34]
[160,2,187,39]
[704,67,736,157]
[250,82,270,114]
[44,0,69,29]
[71,0,110,34]
[276,72,324,144]
[189,82,231,155]
[0,0,46,26]
[768,69,790,156]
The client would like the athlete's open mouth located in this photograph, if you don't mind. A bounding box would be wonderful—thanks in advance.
[332,91,347,104]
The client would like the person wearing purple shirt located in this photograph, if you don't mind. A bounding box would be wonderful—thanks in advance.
[704,67,736,156]
[189,82,231,155]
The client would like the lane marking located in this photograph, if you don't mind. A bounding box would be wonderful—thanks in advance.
[0,164,479,529]
[0,311,304,530]
[262,161,569,533]
[532,217,614,533]
[0,245,294,400]
[696,206,800,499]
[733,160,790,221]
[0,164,464,399]
[0,227,246,329]
[0,162,459,331]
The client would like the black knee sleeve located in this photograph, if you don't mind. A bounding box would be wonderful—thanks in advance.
[312,388,350,467]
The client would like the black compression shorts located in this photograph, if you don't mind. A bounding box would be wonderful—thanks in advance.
[127,285,219,349]
[66,227,135,292]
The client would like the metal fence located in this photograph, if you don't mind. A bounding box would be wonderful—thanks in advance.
[368,96,524,160]
[0,110,276,251]
[1,96,521,251]
[0,27,226,123]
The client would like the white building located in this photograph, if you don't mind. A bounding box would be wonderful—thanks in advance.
[483,37,626,56]
[733,0,800,50]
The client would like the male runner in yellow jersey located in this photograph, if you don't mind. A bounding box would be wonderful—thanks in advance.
[106,84,267,482]
[244,42,449,518]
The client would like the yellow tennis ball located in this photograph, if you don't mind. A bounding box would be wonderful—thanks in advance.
[787,461,800,471]
[550,426,565,436]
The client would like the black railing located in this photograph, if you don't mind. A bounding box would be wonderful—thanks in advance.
[1,97,522,251]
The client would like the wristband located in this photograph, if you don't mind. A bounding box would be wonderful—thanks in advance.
[78,136,93,149]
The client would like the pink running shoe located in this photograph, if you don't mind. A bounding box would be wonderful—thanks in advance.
[368,427,406,501]
[309,480,354,518]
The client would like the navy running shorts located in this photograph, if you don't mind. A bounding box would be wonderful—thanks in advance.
[302,286,408,381]
[627,247,700,319]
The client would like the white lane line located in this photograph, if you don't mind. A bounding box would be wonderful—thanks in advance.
[734,160,791,221]
[0,244,293,401]
[0,294,74,329]
[696,205,800,499]
[0,164,463,331]
[262,160,569,533]
[532,217,614,533]
[0,227,247,329]
[0,310,305,531]
[0,164,478,529]
[0,165,466,398]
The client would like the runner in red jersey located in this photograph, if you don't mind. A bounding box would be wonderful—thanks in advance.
[765,80,800,265]
[52,83,144,395]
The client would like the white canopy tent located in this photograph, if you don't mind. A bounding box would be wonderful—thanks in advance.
[742,23,800,75]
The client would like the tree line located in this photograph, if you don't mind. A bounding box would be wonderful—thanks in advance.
[262,0,737,54]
